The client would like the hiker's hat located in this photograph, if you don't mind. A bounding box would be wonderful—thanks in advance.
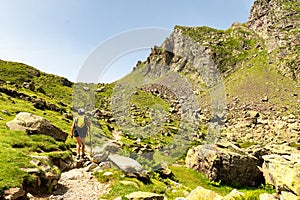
[78,108,85,115]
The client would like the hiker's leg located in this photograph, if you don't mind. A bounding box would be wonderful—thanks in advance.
[76,137,82,156]
[81,137,86,155]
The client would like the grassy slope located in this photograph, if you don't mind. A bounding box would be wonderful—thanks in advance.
[0,60,74,194]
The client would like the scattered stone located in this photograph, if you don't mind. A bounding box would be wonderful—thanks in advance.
[262,96,268,102]
[32,98,47,110]
[2,110,10,115]
[83,86,90,91]
[62,113,73,120]
[96,87,105,92]
[26,193,34,199]
[157,163,174,179]
[244,111,260,124]
[6,112,68,141]
[125,191,164,200]
[23,82,35,91]
[60,78,72,87]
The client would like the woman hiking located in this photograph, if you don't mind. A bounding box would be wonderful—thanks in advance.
[71,108,90,160]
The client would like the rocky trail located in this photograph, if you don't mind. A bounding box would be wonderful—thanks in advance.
[32,162,110,200]
[51,168,109,200]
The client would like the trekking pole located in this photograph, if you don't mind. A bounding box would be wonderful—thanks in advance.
[89,128,93,157]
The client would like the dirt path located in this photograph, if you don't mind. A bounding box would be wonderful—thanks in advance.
[33,167,110,200]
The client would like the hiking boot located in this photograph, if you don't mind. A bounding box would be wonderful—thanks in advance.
[81,153,87,159]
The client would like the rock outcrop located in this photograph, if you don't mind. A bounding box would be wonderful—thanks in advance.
[186,143,264,187]
[21,156,61,195]
[6,112,68,141]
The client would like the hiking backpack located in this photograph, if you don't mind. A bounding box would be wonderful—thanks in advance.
[75,115,88,134]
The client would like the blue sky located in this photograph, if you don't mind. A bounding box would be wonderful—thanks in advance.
[0,0,254,83]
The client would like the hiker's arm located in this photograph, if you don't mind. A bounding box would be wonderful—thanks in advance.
[86,117,91,129]
[70,121,75,138]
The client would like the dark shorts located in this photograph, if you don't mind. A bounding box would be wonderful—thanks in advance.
[73,130,87,138]
[73,130,79,137]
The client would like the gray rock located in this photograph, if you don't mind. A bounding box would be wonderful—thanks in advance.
[108,154,143,173]
[6,112,68,141]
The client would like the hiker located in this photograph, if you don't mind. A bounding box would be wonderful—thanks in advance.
[71,108,90,159]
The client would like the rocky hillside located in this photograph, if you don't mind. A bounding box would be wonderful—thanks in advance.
[0,0,299,199]
[130,0,300,147]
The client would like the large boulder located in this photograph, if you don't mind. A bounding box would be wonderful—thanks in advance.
[186,142,264,187]
[262,154,300,197]
[6,112,68,141]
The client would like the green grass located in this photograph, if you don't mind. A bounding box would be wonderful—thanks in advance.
[95,165,275,200]
[95,168,167,199]
[170,165,234,196]
[0,143,32,193]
